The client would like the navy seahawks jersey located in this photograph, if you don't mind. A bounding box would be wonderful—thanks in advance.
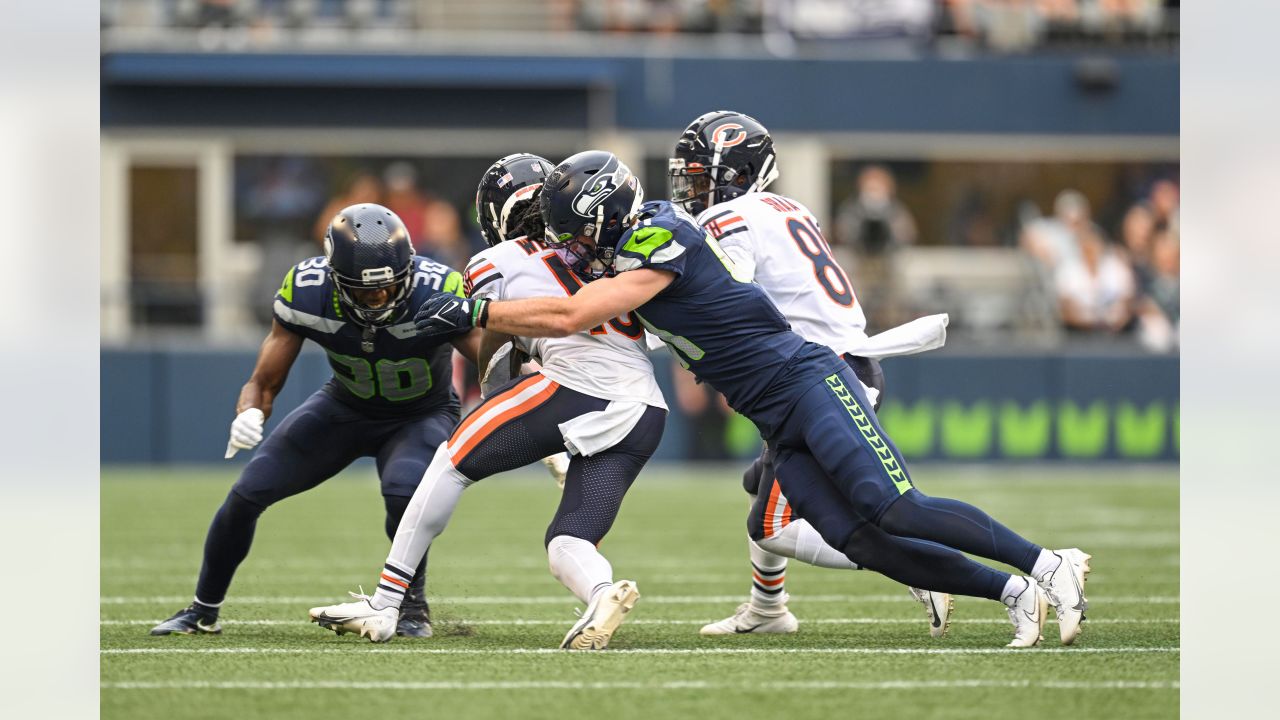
[273,255,466,418]
[612,201,845,437]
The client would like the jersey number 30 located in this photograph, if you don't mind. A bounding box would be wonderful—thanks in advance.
[787,217,856,307]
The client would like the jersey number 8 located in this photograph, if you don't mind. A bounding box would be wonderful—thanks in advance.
[787,217,856,307]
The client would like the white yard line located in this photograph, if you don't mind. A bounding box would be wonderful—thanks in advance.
[99,594,1181,605]
[101,617,1180,627]
[101,646,1178,656]
[101,679,1179,691]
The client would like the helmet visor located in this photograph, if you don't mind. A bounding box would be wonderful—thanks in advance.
[668,158,712,211]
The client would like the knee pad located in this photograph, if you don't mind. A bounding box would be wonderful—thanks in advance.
[225,489,267,520]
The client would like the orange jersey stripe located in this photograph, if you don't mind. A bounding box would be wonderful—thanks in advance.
[449,374,545,449]
[467,261,496,282]
[450,380,560,464]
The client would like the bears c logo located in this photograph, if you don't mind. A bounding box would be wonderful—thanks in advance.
[711,123,746,148]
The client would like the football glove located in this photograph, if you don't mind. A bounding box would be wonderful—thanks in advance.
[224,408,265,459]
[542,452,570,490]
[413,292,489,339]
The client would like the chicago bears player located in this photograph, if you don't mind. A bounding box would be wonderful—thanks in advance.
[670,111,952,637]
[414,151,1093,648]
[150,204,478,639]
[309,154,668,650]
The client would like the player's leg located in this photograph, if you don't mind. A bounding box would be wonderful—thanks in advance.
[151,392,363,635]
[548,405,666,650]
[374,408,459,638]
[798,368,1087,643]
[773,446,1046,647]
[309,374,597,640]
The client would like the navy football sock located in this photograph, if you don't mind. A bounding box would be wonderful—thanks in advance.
[878,490,1042,575]
[193,491,266,611]
[841,523,1009,601]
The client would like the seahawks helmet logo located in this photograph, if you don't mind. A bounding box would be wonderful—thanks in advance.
[571,159,631,218]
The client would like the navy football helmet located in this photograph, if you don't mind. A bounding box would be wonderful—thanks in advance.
[476,153,554,247]
[669,110,778,216]
[540,150,644,279]
[323,203,415,327]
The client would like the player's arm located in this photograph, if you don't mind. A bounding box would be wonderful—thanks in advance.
[714,233,757,282]
[449,328,482,365]
[225,320,303,458]
[485,269,675,337]
[477,329,515,379]
[236,320,304,419]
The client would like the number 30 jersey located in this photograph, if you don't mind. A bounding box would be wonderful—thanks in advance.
[464,238,666,410]
[698,192,869,357]
[272,255,465,418]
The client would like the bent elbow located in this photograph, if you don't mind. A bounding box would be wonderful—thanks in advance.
[550,315,580,338]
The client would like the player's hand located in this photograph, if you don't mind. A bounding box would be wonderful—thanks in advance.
[224,408,265,459]
[413,292,488,338]
[542,453,569,490]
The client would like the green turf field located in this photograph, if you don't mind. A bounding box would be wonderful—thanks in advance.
[102,465,1178,719]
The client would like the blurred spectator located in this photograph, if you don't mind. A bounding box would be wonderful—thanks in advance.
[1119,202,1156,283]
[835,165,917,329]
[1054,227,1135,333]
[312,170,385,248]
[379,162,468,270]
[1020,189,1102,271]
[1147,177,1179,231]
[836,165,918,254]
[1134,225,1178,350]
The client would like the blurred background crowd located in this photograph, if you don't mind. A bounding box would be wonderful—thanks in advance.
[103,0,1179,52]
[101,0,1178,463]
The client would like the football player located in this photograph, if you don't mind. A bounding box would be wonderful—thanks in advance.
[150,204,478,639]
[309,154,668,650]
[414,151,1092,648]
[670,111,951,637]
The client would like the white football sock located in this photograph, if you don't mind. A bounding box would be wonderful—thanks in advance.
[547,534,614,605]
[748,538,789,610]
[1000,575,1032,607]
[1031,549,1062,580]
[371,445,474,610]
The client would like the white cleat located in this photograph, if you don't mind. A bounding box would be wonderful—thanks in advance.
[1005,577,1048,649]
[560,580,641,650]
[1035,548,1091,645]
[699,602,799,636]
[908,587,953,638]
[309,592,399,644]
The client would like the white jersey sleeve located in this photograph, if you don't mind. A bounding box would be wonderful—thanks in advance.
[472,239,666,410]
[699,192,869,356]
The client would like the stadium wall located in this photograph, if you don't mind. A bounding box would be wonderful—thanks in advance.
[101,350,1178,465]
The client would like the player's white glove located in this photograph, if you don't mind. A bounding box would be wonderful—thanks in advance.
[542,452,569,490]
[224,408,265,459]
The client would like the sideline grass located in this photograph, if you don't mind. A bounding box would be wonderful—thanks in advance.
[102,465,1178,719]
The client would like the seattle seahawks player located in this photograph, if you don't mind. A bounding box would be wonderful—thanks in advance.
[150,204,478,639]
[309,155,667,650]
[670,110,952,638]
[414,151,1093,648]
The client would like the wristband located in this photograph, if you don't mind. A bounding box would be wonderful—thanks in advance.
[472,298,491,328]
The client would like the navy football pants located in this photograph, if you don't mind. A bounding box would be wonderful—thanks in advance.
[194,390,457,607]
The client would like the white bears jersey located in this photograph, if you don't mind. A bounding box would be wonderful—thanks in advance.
[698,192,869,357]
[464,237,666,410]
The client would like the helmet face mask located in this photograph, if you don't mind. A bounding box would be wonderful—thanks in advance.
[323,204,416,327]
[476,153,553,246]
[669,110,779,216]
[540,150,644,280]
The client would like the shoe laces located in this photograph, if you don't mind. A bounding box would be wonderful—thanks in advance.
[348,585,374,603]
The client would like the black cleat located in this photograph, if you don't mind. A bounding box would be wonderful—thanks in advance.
[396,600,433,638]
[150,605,222,636]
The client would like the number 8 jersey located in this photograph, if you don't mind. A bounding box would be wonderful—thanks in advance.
[698,192,869,356]
[273,254,465,418]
